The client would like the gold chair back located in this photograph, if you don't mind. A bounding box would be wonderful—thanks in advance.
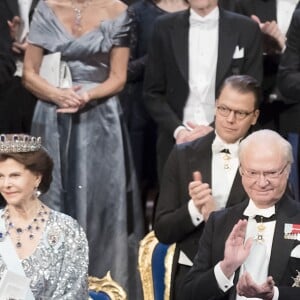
[138,231,176,300]
[88,271,127,300]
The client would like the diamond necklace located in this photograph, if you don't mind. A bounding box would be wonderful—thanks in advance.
[70,0,92,34]
[2,203,48,248]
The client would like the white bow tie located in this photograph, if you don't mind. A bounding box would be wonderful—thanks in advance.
[189,15,218,27]
[211,140,239,157]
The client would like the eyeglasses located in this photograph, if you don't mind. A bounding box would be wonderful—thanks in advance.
[240,163,290,180]
[216,105,256,120]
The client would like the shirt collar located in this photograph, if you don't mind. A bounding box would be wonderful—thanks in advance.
[244,199,276,218]
[189,7,219,26]
[212,132,241,157]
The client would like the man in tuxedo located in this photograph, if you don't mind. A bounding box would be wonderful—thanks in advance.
[181,129,300,300]
[0,10,15,85]
[0,0,39,134]
[143,0,263,179]
[277,9,300,136]
[154,75,260,299]
[235,0,300,132]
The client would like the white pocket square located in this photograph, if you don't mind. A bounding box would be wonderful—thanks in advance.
[233,46,244,59]
[291,245,300,258]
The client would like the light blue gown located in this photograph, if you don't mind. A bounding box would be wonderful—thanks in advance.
[28,1,144,298]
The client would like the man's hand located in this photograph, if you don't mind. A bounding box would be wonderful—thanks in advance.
[220,220,252,278]
[189,171,216,221]
[176,123,213,144]
[251,15,286,50]
[7,16,21,40]
[237,272,275,300]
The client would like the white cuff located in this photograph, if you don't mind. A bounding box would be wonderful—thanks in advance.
[174,125,187,139]
[272,286,279,300]
[214,262,234,292]
[188,199,204,226]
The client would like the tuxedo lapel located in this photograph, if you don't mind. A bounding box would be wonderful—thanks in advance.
[5,0,19,17]
[226,173,248,207]
[253,0,276,22]
[216,10,238,89]
[170,10,190,82]
[268,196,299,283]
[188,133,215,185]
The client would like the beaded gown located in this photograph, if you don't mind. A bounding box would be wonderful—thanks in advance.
[28,1,144,297]
[0,209,89,299]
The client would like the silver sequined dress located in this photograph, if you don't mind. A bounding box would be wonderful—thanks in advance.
[27,1,144,298]
[0,209,89,299]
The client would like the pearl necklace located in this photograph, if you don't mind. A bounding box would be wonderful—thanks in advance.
[70,0,92,34]
[2,204,48,248]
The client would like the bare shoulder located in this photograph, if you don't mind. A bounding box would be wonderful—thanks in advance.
[106,0,128,18]
[45,0,69,9]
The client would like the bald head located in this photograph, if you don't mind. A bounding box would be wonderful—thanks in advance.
[238,130,293,208]
[239,129,293,165]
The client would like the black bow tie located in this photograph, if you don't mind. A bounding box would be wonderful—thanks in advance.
[254,214,276,223]
[244,214,276,223]
[220,148,230,154]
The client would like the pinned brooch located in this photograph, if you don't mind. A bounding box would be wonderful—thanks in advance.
[45,226,63,249]
[284,223,300,240]
[292,270,300,287]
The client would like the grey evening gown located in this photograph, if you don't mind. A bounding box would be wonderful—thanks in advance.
[27,1,144,298]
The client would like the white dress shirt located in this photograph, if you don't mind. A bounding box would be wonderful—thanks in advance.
[211,134,239,209]
[174,7,219,138]
[188,134,240,226]
[277,0,299,37]
[15,0,33,77]
[214,200,279,300]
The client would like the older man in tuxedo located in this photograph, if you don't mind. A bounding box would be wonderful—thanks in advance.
[181,129,300,300]
[143,0,263,179]
[154,75,260,299]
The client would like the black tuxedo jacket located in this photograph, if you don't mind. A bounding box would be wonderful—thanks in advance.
[235,0,300,132]
[0,9,15,85]
[2,0,39,20]
[181,195,300,300]
[278,9,300,134]
[143,7,262,175]
[154,131,248,262]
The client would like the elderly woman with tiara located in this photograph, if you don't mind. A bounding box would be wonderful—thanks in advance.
[0,134,89,299]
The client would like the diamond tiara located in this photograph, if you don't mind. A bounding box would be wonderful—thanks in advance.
[0,134,42,153]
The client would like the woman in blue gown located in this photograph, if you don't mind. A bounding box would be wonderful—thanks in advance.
[23,0,144,298]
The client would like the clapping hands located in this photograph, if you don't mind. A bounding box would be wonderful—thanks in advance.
[189,171,216,221]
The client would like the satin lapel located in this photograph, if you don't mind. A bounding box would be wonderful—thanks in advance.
[268,198,298,283]
[5,0,19,16]
[254,0,276,22]
[216,10,237,90]
[170,10,190,82]
[188,133,215,185]
[226,173,248,207]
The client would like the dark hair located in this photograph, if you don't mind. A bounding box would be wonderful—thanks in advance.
[0,148,53,193]
[216,75,262,109]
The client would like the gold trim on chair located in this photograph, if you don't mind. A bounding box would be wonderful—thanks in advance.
[164,243,176,300]
[138,231,176,300]
[88,271,127,300]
